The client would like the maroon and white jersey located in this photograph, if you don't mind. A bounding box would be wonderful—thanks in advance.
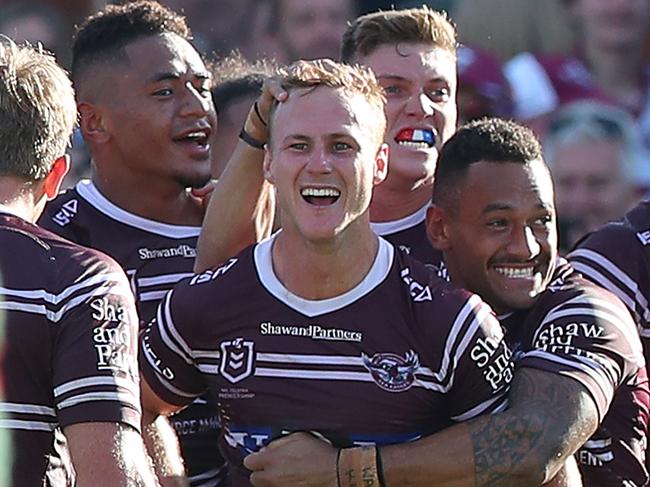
[501,260,649,486]
[371,204,444,273]
[39,180,225,487]
[141,235,513,486]
[0,209,141,486]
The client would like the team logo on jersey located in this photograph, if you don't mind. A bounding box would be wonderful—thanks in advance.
[220,338,255,383]
[400,267,432,302]
[362,350,420,392]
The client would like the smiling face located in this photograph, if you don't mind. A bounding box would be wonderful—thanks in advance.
[358,43,457,192]
[432,160,558,313]
[89,33,216,188]
[264,86,388,243]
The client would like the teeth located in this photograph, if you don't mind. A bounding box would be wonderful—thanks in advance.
[301,188,340,197]
[185,132,205,139]
[397,140,430,148]
[494,267,534,278]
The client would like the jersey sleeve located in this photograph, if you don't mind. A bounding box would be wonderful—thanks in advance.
[441,294,514,421]
[570,225,650,338]
[52,253,141,431]
[517,290,644,421]
[139,282,208,407]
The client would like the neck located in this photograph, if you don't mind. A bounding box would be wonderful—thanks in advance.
[370,182,431,223]
[91,162,204,226]
[271,224,380,300]
[584,43,644,107]
[0,177,43,223]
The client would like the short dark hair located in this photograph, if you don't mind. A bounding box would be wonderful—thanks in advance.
[71,1,191,85]
[432,118,544,211]
[210,52,277,117]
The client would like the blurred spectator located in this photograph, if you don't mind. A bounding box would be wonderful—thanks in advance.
[543,101,649,252]
[454,0,574,63]
[505,0,650,150]
[161,0,254,56]
[456,44,513,123]
[0,2,70,66]
[269,0,357,62]
[210,52,278,177]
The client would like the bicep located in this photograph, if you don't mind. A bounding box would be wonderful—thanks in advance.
[64,422,157,487]
[141,374,184,418]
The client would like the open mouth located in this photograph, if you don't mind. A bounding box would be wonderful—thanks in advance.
[300,187,340,206]
[394,128,436,149]
[175,130,210,148]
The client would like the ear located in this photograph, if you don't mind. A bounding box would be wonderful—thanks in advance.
[426,204,452,251]
[263,146,274,184]
[43,154,70,200]
[78,102,110,144]
[373,143,389,185]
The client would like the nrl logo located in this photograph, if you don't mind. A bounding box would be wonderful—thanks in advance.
[362,350,420,392]
[220,338,255,384]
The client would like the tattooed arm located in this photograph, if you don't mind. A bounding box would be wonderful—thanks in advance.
[243,368,596,486]
[380,367,597,486]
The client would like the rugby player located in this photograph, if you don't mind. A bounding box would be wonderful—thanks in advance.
[195,6,456,271]
[139,59,513,487]
[0,39,156,486]
[37,2,230,485]
[244,119,649,486]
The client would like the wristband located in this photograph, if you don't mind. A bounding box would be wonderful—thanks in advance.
[337,445,383,487]
[239,128,266,150]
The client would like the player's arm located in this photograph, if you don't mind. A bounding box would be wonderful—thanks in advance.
[65,422,159,487]
[380,367,596,486]
[194,79,286,272]
[140,377,188,487]
[244,368,594,487]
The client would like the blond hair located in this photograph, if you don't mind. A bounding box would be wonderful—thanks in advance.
[341,6,457,62]
[270,59,386,144]
[0,38,76,180]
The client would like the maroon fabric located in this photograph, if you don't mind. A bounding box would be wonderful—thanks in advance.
[502,261,649,486]
[0,212,141,486]
[141,237,513,486]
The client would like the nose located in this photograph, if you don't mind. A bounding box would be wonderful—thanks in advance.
[305,146,332,174]
[405,92,435,118]
[508,225,541,261]
[180,82,213,118]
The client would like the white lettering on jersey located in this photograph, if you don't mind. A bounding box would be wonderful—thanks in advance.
[51,199,78,227]
[400,267,432,302]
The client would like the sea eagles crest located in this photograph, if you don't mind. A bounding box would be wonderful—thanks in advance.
[362,350,420,392]
[220,338,255,383]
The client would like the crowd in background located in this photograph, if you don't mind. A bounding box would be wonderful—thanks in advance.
[2,0,650,253]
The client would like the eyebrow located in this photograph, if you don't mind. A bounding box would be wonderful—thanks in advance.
[147,70,211,84]
[376,74,448,83]
[482,202,553,214]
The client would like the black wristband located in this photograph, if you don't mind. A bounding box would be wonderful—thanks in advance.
[376,446,386,487]
[239,128,266,150]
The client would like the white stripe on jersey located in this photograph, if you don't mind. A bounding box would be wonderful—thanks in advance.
[158,291,195,365]
[451,394,509,422]
[0,402,56,417]
[584,438,612,449]
[570,248,650,325]
[0,419,57,431]
[140,290,170,302]
[56,391,141,411]
[138,273,193,287]
[141,345,199,399]
[0,284,133,323]
[431,294,494,386]
[0,271,128,305]
[188,464,228,487]
[534,294,642,358]
[522,349,615,408]
[54,376,139,399]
